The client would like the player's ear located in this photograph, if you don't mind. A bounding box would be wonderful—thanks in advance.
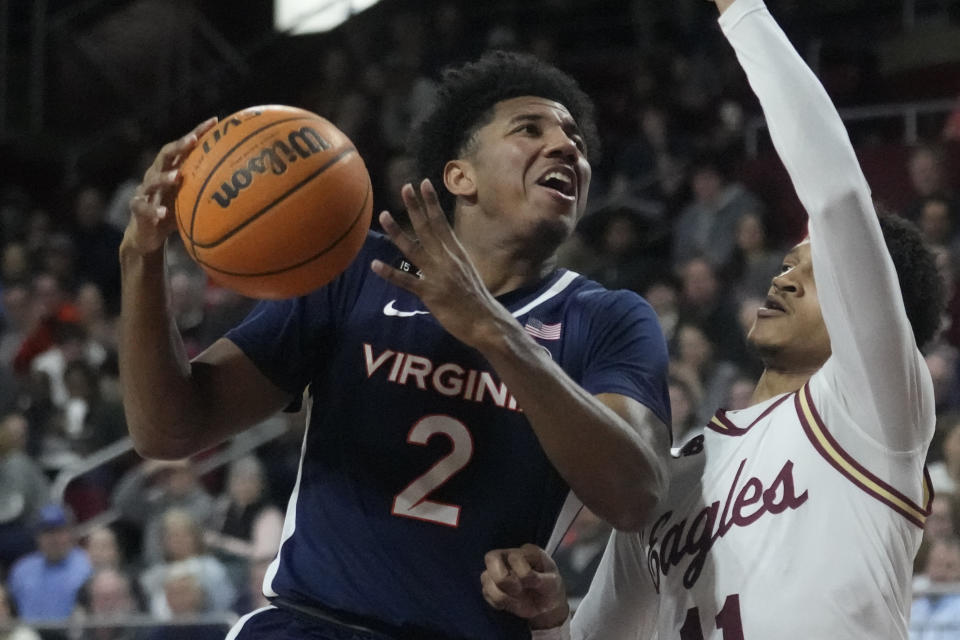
[444,160,477,202]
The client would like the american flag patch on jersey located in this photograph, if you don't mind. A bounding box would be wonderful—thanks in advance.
[524,318,562,340]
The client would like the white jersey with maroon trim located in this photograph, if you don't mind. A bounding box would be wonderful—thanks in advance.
[570,0,935,638]
[575,371,932,640]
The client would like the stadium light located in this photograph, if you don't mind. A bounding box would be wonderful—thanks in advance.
[274,0,382,35]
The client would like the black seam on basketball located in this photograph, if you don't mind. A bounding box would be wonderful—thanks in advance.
[193,178,371,277]
[185,115,320,246]
[191,147,358,249]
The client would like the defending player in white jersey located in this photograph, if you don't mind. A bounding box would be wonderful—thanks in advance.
[480,0,947,637]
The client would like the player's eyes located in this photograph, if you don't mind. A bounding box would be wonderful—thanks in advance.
[515,123,540,135]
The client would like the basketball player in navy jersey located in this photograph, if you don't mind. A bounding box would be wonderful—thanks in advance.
[481,1,946,638]
[120,51,672,639]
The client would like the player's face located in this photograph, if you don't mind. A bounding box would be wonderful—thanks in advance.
[747,241,832,371]
[456,96,591,244]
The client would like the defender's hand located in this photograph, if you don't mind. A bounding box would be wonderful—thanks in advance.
[481,544,569,630]
[123,117,218,256]
[372,179,509,349]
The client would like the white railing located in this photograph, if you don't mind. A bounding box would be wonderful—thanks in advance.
[11,612,237,635]
[745,98,957,157]
[51,417,289,538]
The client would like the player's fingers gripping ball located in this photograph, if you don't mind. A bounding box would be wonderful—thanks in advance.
[175,105,373,299]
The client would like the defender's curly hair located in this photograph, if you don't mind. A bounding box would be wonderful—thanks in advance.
[877,212,945,349]
[409,50,600,216]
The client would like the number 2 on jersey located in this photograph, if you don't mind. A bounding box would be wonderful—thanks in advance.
[680,594,744,640]
[391,415,474,527]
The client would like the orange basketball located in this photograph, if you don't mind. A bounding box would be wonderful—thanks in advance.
[175,105,373,299]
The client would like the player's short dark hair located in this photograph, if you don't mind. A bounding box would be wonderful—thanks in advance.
[409,50,600,215]
[877,211,945,349]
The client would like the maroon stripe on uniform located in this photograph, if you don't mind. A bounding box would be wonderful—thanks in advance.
[707,392,795,436]
[796,384,929,528]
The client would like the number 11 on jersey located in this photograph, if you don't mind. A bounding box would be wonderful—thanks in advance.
[680,594,744,640]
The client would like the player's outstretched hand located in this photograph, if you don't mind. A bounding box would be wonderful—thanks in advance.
[124,117,219,256]
[372,179,510,349]
[481,544,570,630]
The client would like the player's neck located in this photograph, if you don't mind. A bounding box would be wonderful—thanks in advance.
[751,368,816,403]
[456,226,559,297]
[468,245,558,297]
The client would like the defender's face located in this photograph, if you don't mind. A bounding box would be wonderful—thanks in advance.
[747,241,832,371]
[462,96,591,240]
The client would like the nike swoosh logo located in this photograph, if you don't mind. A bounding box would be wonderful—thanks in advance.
[383,300,431,318]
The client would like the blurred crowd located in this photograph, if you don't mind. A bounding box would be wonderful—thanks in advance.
[2,0,960,637]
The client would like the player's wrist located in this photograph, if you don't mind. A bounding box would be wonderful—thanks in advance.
[529,600,570,631]
[530,608,571,640]
[120,226,167,262]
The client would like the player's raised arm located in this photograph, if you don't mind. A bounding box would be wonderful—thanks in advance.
[717,0,937,450]
[120,120,293,460]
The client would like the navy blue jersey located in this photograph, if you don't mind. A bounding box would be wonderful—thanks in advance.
[225,232,670,639]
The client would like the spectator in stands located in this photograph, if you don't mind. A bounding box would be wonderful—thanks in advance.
[75,283,116,355]
[677,256,753,368]
[204,455,282,592]
[945,96,960,142]
[905,144,957,222]
[926,344,960,415]
[70,186,122,312]
[57,360,126,458]
[641,277,681,344]
[139,509,235,620]
[38,234,76,293]
[930,418,960,495]
[671,154,764,271]
[568,204,669,294]
[84,527,124,574]
[724,210,785,301]
[6,504,92,622]
[608,103,691,206]
[12,273,80,378]
[911,536,960,639]
[0,244,29,287]
[77,567,144,640]
[0,413,49,571]
[917,196,960,253]
[144,561,226,640]
[22,209,51,273]
[926,494,958,542]
[112,461,213,567]
[104,150,156,233]
[0,583,41,640]
[669,321,741,428]
[30,320,107,416]
[0,285,30,368]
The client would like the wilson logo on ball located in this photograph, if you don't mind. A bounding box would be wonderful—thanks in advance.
[210,126,334,209]
[174,105,373,300]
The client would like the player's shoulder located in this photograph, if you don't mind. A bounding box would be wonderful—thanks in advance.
[567,275,657,321]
